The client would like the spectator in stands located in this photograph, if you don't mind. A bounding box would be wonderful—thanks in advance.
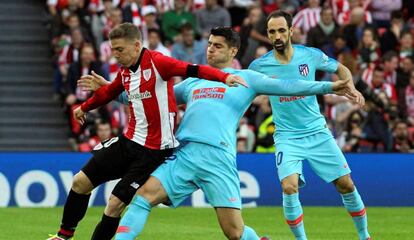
[292,0,321,38]
[383,50,399,85]
[236,117,255,152]
[357,27,381,70]
[162,0,196,43]
[391,121,414,152]
[403,70,414,126]
[65,44,106,139]
[171,23,207,64]
[196,0,231,38]
[339,109,365,152]
[342,6,373,51]
[363,91,392,152]
[91,0,116,47]
[122,0,145,27]
[103,5,124,40]
[146,28,171,56]
[370,0,402,28]
[399,31,414,59]
[141,5,160,46]
[238,5,270,67]
[324,32,350,59]
[273,0,299,15]
[307,7,339,50]
[396,54,414,101]
[78,121,114,152]
[99,7,123,81]
[369,65,398,104]
[55,27,85,97]
[380,10,404,54]
[255,115,275,153]
[336,0,372,26]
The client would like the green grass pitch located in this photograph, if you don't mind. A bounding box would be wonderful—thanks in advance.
[0,207,413,239]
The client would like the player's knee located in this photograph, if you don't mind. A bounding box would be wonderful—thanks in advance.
[223,226,243,240]
[137,178,167,206]
[335,176,355,194]
[72,172,93,194]
[282,182,299,194]
[104,195,126,217]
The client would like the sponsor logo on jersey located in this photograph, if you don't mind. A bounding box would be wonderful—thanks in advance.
[279,96,305,103]
[298,64,309,76]
[192,87,226,101]
[129,90,152,100]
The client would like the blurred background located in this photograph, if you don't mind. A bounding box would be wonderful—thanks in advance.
[0,3,413,239]
[1,0,413,153]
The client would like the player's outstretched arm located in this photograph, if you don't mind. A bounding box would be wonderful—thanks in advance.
[152,52,248,87]
[248,71,333,96]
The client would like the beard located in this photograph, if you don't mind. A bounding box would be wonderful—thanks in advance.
[272,37,289,53]
[273,40,286,53]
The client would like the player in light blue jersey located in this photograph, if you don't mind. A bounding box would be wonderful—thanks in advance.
[80,27,357,240]
[249,10,370,240]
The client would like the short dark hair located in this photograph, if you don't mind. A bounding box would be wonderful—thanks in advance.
[383,50,398,62]
[391,10,403,20]
[148,28,161,36]
[210,26,240,49]
[266,10,293,28]
[180,22,193,33]
[320,6,333,16]
[109,22,142,41]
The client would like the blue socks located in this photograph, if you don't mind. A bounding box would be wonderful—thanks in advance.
[341,188,370,240]
[241,225,260,240]
[115,195,152,240]
[283,193,307,240]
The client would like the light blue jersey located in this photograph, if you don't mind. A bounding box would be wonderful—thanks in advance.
[249,45,339,141]
[174,68,333,156]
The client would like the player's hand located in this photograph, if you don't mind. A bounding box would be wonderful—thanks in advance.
[332,79,365,108]
[225,74,249,88]
[77,71,110,91]
[73,106,86,125]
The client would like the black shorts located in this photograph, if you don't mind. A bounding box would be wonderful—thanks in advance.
[81,135,173,204]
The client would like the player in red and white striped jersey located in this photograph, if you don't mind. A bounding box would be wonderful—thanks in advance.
[292,0,321,36]
[48,23,246,240]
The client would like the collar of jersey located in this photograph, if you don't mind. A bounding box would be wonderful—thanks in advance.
[129,48,146,73]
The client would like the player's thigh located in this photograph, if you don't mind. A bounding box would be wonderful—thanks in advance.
[275,139,306,187]
[306,131,351,183]
[81,136,129,188]
[151,145,199,208]
[197,147,241,209]
[112,145,172,205]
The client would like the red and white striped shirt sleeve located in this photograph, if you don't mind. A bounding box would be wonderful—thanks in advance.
[151,52,229,83]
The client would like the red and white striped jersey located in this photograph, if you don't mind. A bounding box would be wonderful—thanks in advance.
[337,9,372,25]
[81,49,229,150]
[293,7,321,34]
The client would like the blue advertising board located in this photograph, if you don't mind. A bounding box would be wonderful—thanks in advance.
[0,153,413,207]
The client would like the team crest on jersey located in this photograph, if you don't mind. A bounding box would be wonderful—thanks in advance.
[143,69,152,81]
[298,64,309,76]
[123,75,130,83]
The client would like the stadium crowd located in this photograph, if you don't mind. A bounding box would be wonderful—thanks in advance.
[46,0,414,153]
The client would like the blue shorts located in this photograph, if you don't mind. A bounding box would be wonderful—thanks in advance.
[275,129,351,187]
[151,142,241,209]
